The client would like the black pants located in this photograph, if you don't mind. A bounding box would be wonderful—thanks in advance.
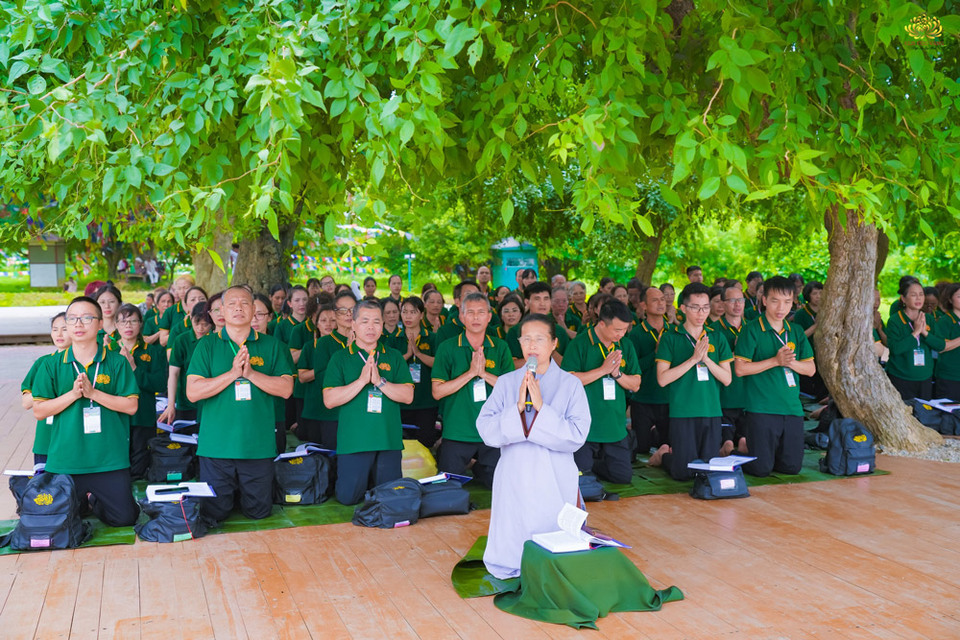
[275,421,288,455]
[887,373,932,402]
[129,425,154,479]
[574,436,633,484]
[629,402,670,454]
[721,408,747,445]
[285,397,304,428]
[33,453,47,467]
[401,407,440,449]
[335,450,402,506]
[437,439,500,488]
[661,417,722,481]
[198,457,273,524]
[72,468,138,527]
[800,368,828,400]
[742,413,804,477]
[934,378,960,402]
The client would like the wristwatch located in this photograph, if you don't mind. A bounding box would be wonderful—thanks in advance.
[612,371,623,380]
[376,379,387,390]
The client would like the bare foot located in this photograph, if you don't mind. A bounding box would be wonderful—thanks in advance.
[737,437,749,454]
[719,440,734,457]
[647,444,671,467]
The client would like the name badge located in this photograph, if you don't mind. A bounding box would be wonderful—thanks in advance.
[83,406,102,434]
[409,363,421,383]
[45,416,53,425]
[367,388,383,414]
[472,377,487,402]
[602,376,616,400]
[784,368,796,388]
[696,363,710,382]
[235,379,252,401]
[913,348,925,367]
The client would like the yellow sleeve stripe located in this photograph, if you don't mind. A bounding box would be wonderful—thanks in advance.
[431,378,448,383]
[719,358,734,364]
[734,356,752,362]
[799,357,815,362]
[654,358,671,364]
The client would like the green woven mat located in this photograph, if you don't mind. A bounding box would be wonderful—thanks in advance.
[0,518,138,556]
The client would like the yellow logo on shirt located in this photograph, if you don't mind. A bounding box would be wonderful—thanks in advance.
[139,354,151,362]
[378,363,391,371]
[421,344,430,351]
[288,457,304,465]
[486,359,495,369]
[166,443,181,450]
[708,344,715,353]
[853,434,868,443]
[95,374,111,385]
[620,359,626,368]
[786,342,796,351]
[33,493,53,506]
[249,356,265,367]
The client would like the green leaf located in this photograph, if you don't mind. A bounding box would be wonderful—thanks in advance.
[745,68,773,95]
[618,128,640,144]
[634,214,654,236]
[798,160,823,176]
[444,24,478,57]
[255,194,271,216]
[918,218,933,240]
[399,120,415,144]
[27,75,46,95]
[716,115,736,127]
[371,156,386,186]
[420,73,442,98]
[125,166,142,189]
[501,198,514,225]
[8,60,29,84]
[698,177,720,200]
[207,248,224,272]
[659,184,682,209]
[153,163,175,177]
[726,174,748,194]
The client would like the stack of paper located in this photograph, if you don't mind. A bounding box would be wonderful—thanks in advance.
[687,455,757,471]
[274,442,336,462]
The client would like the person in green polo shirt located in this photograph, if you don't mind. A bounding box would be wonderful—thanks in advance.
[31,296,140,526]
[144,290,173,345]
[435,280,481,345]
[274,284,308,432]
[21,312,71,468]
[504,282,571,368]
[323,300,414,505]
[498,294,524,337]
[734,276,816,477]
[627,286,671,457]
[432,293,515,488]
[158,275,195,347]
[648,283,732,480]
[551,286,580,339]
[566,281,588,328]
[744,271,763,321]
[158,303,213,426]
[167,286,208,351]
[186,286,295,524]
[793,280,829,399]
[111,303,168,479]
[396,296,441,447]
[298,291,356,449]
[933,283,960,400]
[266,284,287,335]
[715,282,749,456]
[884,279,945,401]
[561,299,641,484]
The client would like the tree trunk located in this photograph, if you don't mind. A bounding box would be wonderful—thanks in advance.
[818,207,941,451]
[634,232,663,286]
[232,219,297,295]
[192,224,232,294]
[874,230,889,283]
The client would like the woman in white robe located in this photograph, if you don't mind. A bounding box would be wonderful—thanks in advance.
[477,314,592,579]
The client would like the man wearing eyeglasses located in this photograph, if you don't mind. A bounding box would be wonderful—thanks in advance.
[715,282,749,456]
[432,293,514,488]
[186,286,296,524]
[31,296,141,526]
[504,281,570,368]
[650,283,733,480]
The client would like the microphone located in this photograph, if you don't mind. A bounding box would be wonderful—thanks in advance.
[525,356,538,414]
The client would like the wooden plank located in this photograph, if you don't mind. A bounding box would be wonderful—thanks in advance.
[34,556,82,639]
[69,559,105,640]
[0,552,51,640]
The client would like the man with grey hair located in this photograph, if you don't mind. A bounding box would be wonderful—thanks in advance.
[323,299,414,505]
[566,281,588,329]
[432,292,514,487]
[551,274,567,288]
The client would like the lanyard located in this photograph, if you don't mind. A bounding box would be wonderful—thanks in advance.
[644,321,664,344]
[771,324,789,349]
[901,311,922,348]
[598,340,615,360]
[73,360,101,408]
[357,346,378,366]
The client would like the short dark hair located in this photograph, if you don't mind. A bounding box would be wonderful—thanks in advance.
[157,291,175,307]
[518,313,556,340]
[599,277,614,289]
[67,296,102,317]
[680,283,711,305]
[191,301,213,325]
[269,283,286,296]
[454,279,480,299]
[626,277,644,291]
[659,282,675,293]
[708,285,724,301]
[51,311,66,325]
[598,299,633,324]
[722,282,743,300]
[423,289,443,304]
[185,286,209,302]
[897,276,921,296]
[116,303,143,329]
[746,271,763,283]
[686,265,702,275]
[401,295,424,314]
[521,268,537,279]
[389,274,402,285]
[379,296,400,313]
[923,286,938,296]
[253,293,272,311]
[802,281,824,302]
[94,284,123,304]
[306,277,321,289]
[763,276,795,298]
[335,290,358,306]
[352,299,382,321]
[363,276,376,286]
[523,281,552,300]
[498,293,524,316]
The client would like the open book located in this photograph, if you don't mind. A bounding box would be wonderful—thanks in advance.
[156,419,198,433]
[687,455,757,472]
[274,442,336,462]
[532,503,630,553]
[919,398,960,413]
[418,472,472,485]
[145,482,217,502]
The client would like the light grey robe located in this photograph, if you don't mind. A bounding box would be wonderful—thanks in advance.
[477,360,591,579]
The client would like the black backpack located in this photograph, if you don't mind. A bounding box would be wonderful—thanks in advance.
[146,436,197,483]
[8,475,32,514]
[820,418,876,476]
[274,454,330,505]
[419,479,471,518]
[911,399,943,431]
[940,412,960,436]
[135,497,207,543]
[3,473,91,550]
[352,478,422,529]
[689,468,750,500]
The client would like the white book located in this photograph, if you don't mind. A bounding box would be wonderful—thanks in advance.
[3,469,35,477]
[532,503,629,553]
[923,398,960,413]
[687,455,757,472]
[170,432,198,445]
[274,443,335,462]
[156,419,198,433]
[146,482,217,502]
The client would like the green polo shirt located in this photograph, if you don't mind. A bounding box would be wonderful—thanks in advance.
[656,325,731,419]
[143,311,162,338]
[561,327,640,443]
[323,343,413,455]
[169,329,202,411]
[432,333,514,442]
[504,321,570,360]
[744,296,760,321]
[792,304,817,336]
[733,316,814,416]
[934,311,960,381]
[22,351,61,456]
[273,315,303,347]
[565,305,584,330]
[167,314,193,350]
[267,312,280,336]
[109,340,168,427]
[404,329,438,410]
[885,310,945,381]
[32,344,139,474]
[435,316,465,346]
[381,326,406,352]
[714,317,747,410]
[96,328,120,347]
[287,319,315,400]
[187,328,296,459]
[159,301,186,332]
[626,319,669,404]
[299,330,350,421]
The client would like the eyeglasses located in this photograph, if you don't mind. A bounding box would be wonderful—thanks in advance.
[683,305,711,313]
[519,336,552,346]
[65,315,100,325]
[254,312,272,319]
[116,319,141,327]
[724,298,746,304]
[335,307,354,315]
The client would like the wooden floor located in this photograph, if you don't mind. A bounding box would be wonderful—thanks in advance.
[2,346,960,639]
